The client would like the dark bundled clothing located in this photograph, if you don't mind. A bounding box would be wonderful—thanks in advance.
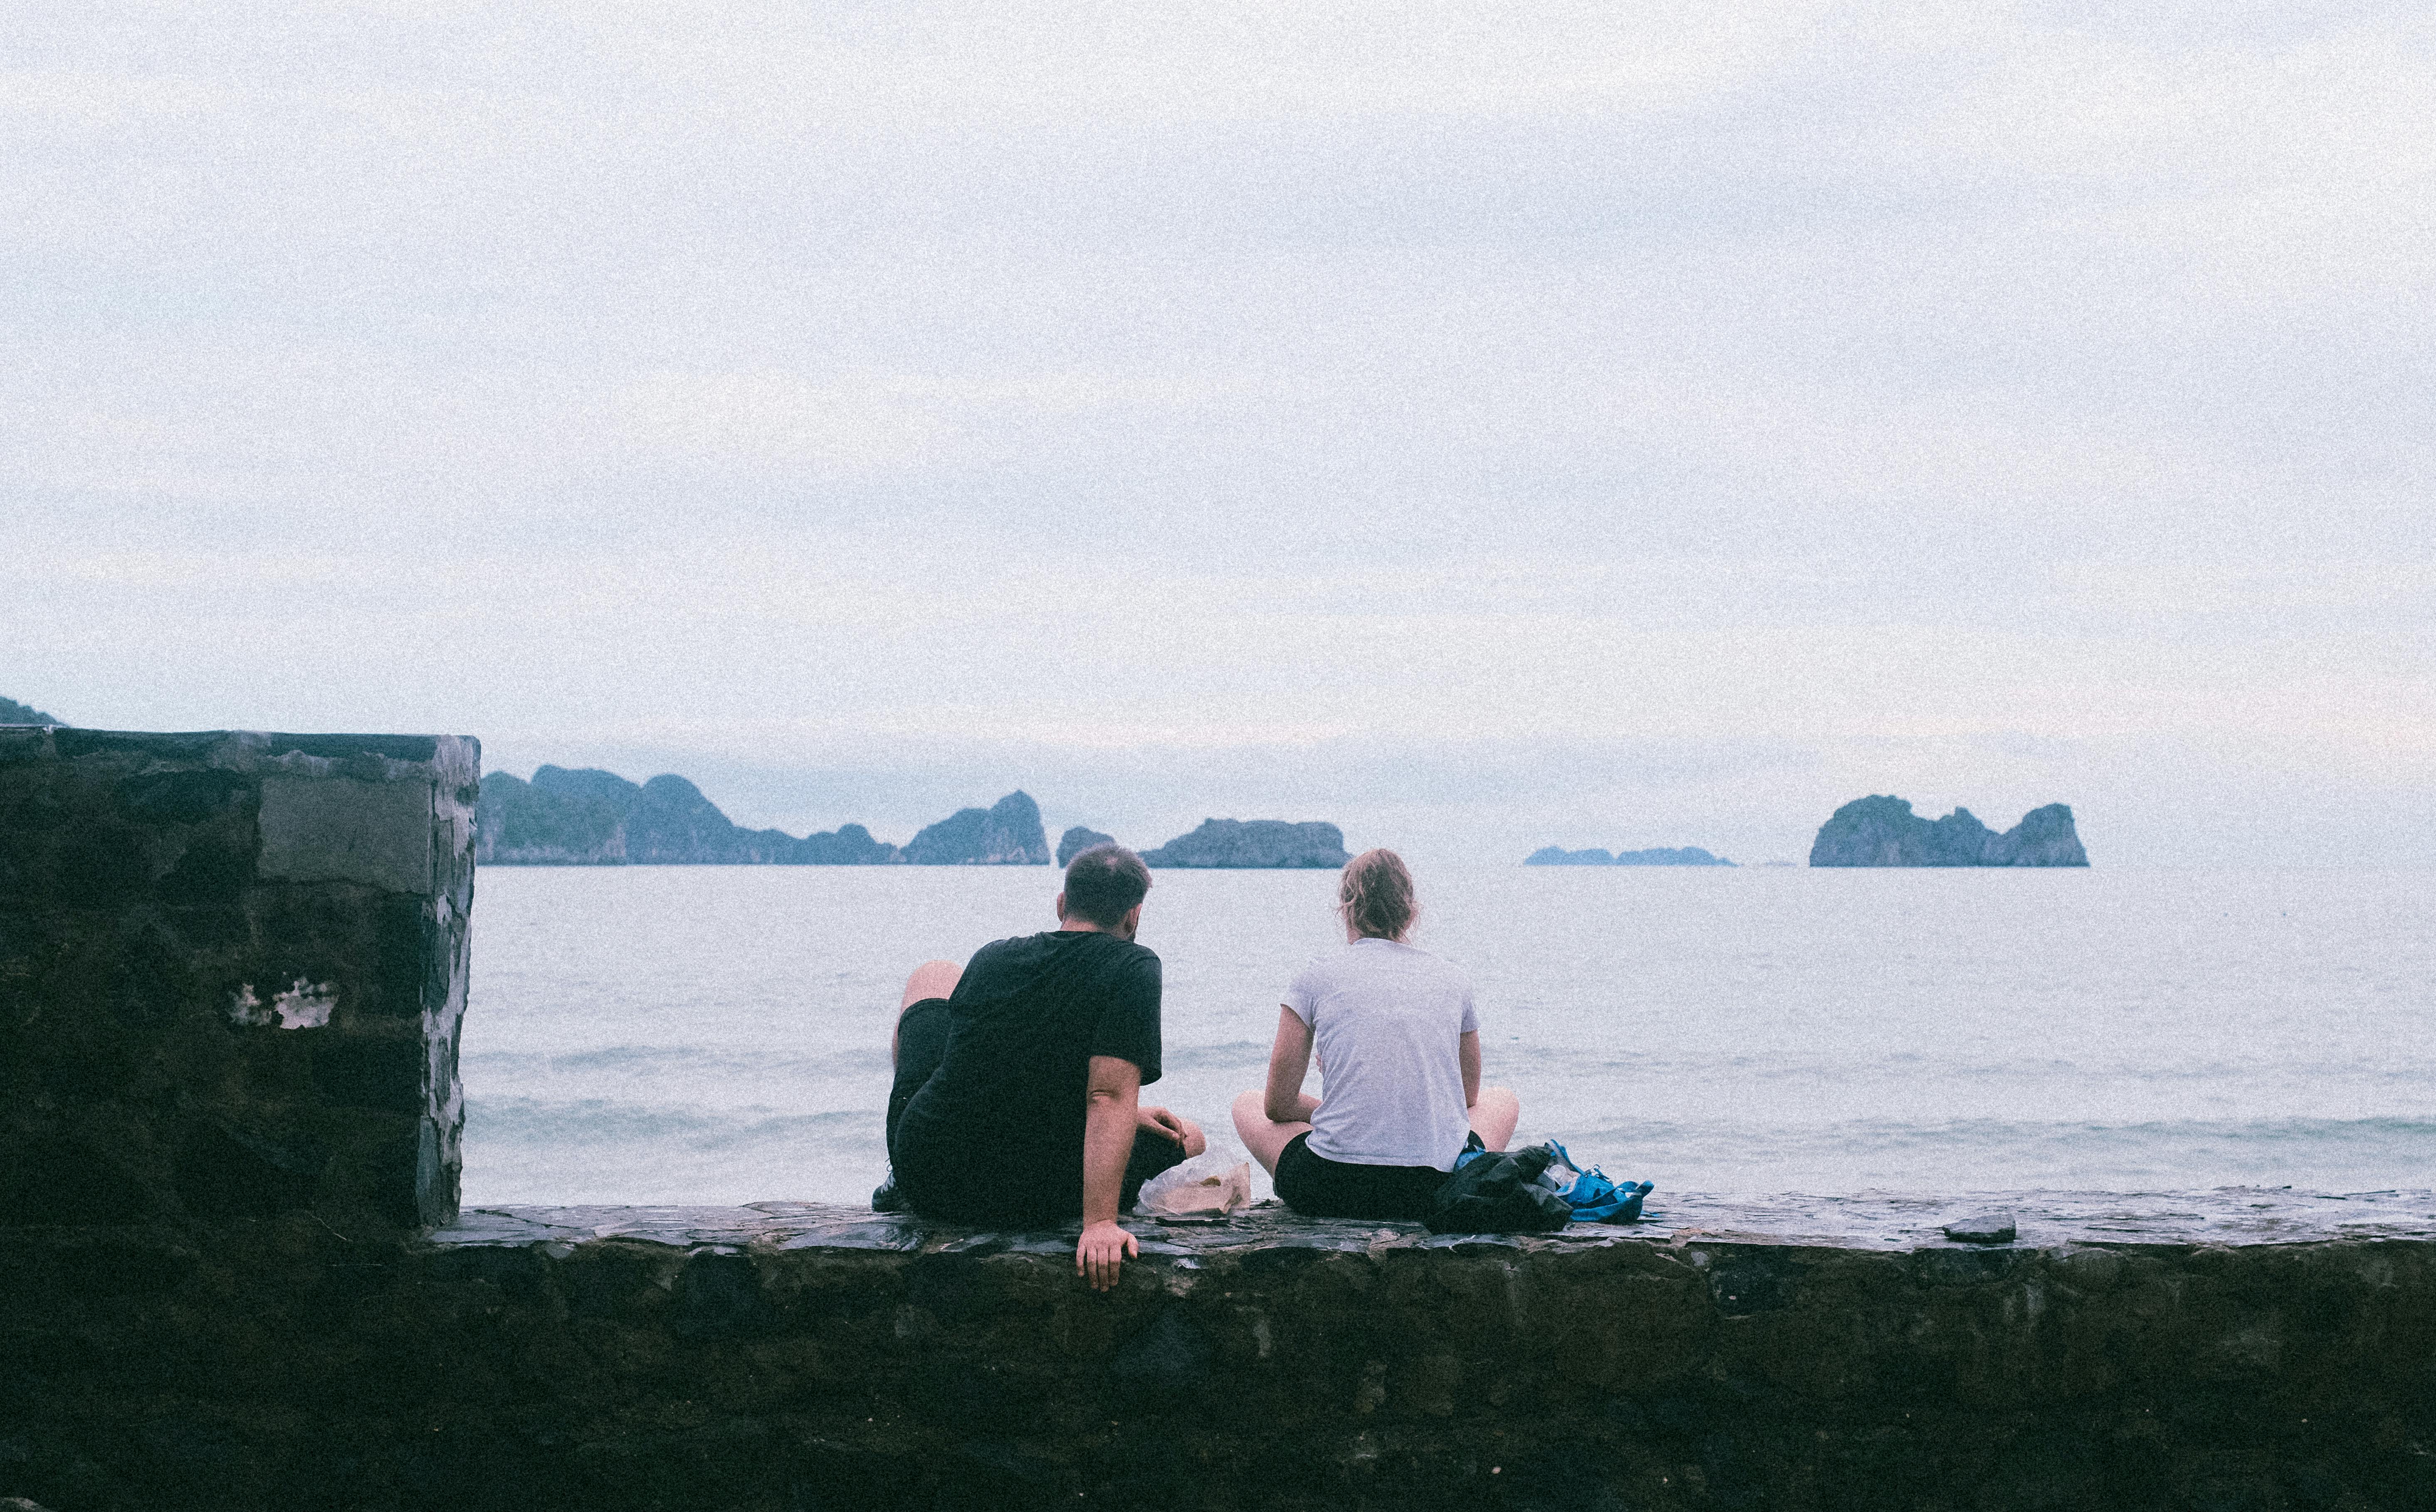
[888,930,1182,1226]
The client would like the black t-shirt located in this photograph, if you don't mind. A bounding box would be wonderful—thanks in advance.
[892,930,1162,1223]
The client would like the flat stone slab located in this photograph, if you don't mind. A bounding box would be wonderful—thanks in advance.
[1942,1210,2019,1244]
[428,1186,2436,1255]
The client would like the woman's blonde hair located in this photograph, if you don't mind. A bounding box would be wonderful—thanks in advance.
[1338,848,1417,942]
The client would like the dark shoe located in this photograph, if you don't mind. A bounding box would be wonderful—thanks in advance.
[871,1172,908,1212]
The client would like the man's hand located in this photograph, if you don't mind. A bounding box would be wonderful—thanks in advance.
[1136,1104,1190,1145]
[1077,1218,1137,1292]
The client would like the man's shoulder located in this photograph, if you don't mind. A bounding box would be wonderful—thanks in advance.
[1057,930,1160,967]
[968,930,1158,983]
[970,930,1045,961]
[956,931,1061,993]
[959,932,1030,976]
[1080,935,1161,994]
[1103,933,1160,964]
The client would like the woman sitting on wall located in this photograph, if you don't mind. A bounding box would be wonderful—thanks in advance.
[1231,848,1521,1221]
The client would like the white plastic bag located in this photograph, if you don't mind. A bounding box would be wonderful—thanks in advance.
[1135,1151,1253,1218]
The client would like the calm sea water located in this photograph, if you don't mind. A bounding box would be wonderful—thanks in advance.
[460,866,2433,1208]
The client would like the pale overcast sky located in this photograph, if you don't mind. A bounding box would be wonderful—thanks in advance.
[7,2,2431,865]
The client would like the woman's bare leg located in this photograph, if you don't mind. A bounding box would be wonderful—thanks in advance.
[1232,1089,1310,1175]
[1467,1086,1520,1152]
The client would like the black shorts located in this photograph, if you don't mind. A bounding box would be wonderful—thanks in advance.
[1273,1131,1448,1222]
[887,997,1188,1222]
[885,997,957,1163]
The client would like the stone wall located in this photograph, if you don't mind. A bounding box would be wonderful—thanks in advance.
[0,727,477,1234]
[2,1195,2434,1511]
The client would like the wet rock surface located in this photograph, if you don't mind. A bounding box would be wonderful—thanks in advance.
[6,1190,2434,1510]
[432,1186,2436,1253]
[1942,1210,2019,1244]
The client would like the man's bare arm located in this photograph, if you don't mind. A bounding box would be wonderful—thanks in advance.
[1078,1054,1141,1291]
[1460,1029,1482,1107]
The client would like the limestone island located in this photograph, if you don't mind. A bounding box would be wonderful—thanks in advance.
[901,791,1050,865]
[1,694,64,725]
[1809,795,2089,867]
[1055,825,1116,866]
[1525,845,1734,866]
[1140,818,1351,868]
[475,768,1050,865]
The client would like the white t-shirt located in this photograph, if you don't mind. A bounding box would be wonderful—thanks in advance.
[1283,937,1480,1170]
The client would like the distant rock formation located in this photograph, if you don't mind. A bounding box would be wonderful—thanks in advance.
[1141,819,1351,869]
[1808,797,2089,867]
[0,696,62,725]
[902,791,1051,865]
[1056,826,1117,866]
[475,769,625,863]
[475,770,1068,866]
[1525,846,1734,867]
[620,774,818,864]
[797,823,899,865]
[476,766,899,865]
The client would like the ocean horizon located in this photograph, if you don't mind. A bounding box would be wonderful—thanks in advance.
[460,863,2434,1211]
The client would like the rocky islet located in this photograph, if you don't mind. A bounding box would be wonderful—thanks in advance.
[476,766,897,865]
[473,773,1047,866]
[1137,818,1352,868]
[1525,845,1735,866]
[899,790,1051,865]
[1809,795,2090,867]
[1054,825,1116,866]
[471,767,1359,870]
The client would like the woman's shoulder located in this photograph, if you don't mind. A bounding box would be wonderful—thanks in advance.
[1287,942,1376,992]
[1329,937,1470,982]
[1378,942,1476,1002]
[1364,936,1465,968]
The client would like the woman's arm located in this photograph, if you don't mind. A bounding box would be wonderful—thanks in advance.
[1264,1005,1320,1124]
[1460,1029,1481,1108]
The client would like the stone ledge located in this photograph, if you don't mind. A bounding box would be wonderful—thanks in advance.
[10,1190,2436,1510]
[429,1186,2436,1258]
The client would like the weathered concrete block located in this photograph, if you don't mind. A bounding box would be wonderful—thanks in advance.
[0,728,477,1234]
[258,774,434,892]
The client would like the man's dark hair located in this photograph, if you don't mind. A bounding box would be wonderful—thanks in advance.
[1063,843,1151,927]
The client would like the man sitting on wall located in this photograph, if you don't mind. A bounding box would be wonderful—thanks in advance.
[876,843,1205,1290]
